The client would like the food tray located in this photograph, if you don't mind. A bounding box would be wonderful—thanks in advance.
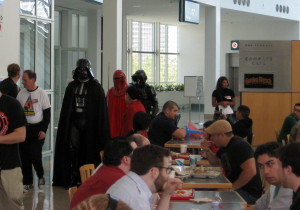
[171,153,191,160]
[171,188,195,200]
[192,171,221,179]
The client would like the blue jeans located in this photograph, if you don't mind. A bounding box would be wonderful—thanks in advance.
[236,188,259,204]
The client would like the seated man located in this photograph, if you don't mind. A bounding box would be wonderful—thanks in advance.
[244,142,293,210]
[127,111,151,137]
[233,105,253,145]
[69,137,137,209]
[107,145,182,210]
[278,142,300,210]
[278,103,300,144]
[203,120,262,204]
[129,133,150,147]
[148,100,186,147]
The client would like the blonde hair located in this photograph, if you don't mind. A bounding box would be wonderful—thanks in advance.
[73,194,132,210]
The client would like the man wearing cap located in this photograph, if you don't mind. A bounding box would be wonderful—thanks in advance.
[202,120,262,204]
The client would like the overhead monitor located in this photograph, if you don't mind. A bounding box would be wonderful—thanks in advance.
[179,0,200,24]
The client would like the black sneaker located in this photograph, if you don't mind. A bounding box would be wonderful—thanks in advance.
[38,177,45,189]
[23,184,33,193]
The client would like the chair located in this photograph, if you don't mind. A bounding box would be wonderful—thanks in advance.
[100,150,104,161]
[79,164,95,183]
[68,186,77,200]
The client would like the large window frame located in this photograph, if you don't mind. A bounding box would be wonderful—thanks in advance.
[127,20,179,85]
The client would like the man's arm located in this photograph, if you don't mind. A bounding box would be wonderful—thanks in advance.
[201,140,221,166]
[0,126,26,144]
[172,128,186,139]
[233,157,256,190]
[38,107,51,140]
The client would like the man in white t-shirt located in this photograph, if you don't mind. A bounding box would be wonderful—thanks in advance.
[17,70,51,192]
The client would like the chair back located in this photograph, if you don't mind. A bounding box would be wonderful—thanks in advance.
[100,150,104,161]
[68,186,78,201]
[79,164,95,183]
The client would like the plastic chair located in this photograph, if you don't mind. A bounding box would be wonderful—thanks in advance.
[100,150,104,161]
[68,186,77,200]
[79,164,95,183]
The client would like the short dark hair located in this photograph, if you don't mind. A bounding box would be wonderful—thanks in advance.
[162,100,178,111]
[133,111,151,132]
[254,142,281,160]
[23,70,37,80]
[131,145,170,176]
[279,142,300,176]
[203,120,216,128]
[294,103,300,107]
[7,63,20,77]
[103,137,134,166]
[237,105,250,118]
[126,85,142,100]
[216,76,229,90]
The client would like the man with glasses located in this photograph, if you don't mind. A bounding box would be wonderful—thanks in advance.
[107,145,182,210]
[70,137,137,209]
[202,120,262,204]
[278,103,300,144]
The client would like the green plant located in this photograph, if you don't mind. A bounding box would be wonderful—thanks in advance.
[153,84,184,92]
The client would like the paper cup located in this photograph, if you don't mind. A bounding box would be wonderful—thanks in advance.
[189,155,198,168]
[180,144,187,153]
[175,159,185,166]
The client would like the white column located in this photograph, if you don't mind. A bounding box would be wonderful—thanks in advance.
[102,0,122,92]
[61,10,73,48]
[87,9,102,81]
[204,4,221,115]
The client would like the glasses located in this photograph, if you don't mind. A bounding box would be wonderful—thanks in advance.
[294,108,300,113]
[156,166,173,174]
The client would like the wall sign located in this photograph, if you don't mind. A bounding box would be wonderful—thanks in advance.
[231,40,239,50]
[244,74,274,88]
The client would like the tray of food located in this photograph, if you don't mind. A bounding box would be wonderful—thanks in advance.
[171,189,195,200]
[192,166,221,178]
[171,152,191,160]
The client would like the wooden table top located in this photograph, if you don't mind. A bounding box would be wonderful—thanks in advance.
[165,139,203,149]
[181,174,232,189]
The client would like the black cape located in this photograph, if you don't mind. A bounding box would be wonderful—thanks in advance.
[52,80,110,188]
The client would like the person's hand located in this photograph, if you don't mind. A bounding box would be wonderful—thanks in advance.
[38,131,46,140]
[221,101,228,107]
[199,150,207,158]
[201,139,212,152]
[162,178,182,196]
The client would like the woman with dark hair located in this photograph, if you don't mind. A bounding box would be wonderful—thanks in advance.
[127,111,151,137]
[120,86,146,136]
[212,76,235,119]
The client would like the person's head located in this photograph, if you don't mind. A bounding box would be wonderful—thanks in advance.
[73,58,94,82]
[293,103,300,119]
[163,100,179,120]
[7,63,21,79]
[103,137,137,173]
[125,85,142,104]
[131,145,171,193]
[129,133,150,147]
[131,70,147,87]
[216,76,229,90]
[73,194,132,210]
[204,120,233,147]
[113,70,127,91]
[22,70,37,90]
[133,111,151,132]
[202,120,216,140]
[254,142,282,186]
[279,143,300,189]
[236,105,250,120]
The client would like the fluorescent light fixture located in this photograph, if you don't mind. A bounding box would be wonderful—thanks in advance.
[84,0,103,5]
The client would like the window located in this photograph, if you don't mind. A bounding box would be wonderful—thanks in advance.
[127,21,179,84]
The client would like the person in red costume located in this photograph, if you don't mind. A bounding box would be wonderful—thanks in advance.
[107,70,128,138]
[120,85,146,137]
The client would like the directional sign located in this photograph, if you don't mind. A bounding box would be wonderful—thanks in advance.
[231,40,239,50]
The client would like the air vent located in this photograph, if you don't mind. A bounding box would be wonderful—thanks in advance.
[276,4,289,14]
[233,0,250,7]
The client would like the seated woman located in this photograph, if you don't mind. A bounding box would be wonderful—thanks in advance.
[127,111,151,137]
[120,85,146,136]
[73,194,132,210]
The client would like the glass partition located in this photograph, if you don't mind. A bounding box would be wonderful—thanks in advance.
[20,18,35,71]
[20,0,36,16]
[37,0,52,19]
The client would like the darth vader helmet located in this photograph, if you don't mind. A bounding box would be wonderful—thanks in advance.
[73,58,94,81]
[131,70,147,87]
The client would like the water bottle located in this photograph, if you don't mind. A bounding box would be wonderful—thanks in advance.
[211,191,222,210]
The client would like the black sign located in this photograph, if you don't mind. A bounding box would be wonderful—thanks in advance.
[244,74,274,88]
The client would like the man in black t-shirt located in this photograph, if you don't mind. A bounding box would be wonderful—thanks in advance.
[278,143,300,210]
[203,120,262,204]
[148,101,186,147]
[0,91,27,210]
[0,63,21,98]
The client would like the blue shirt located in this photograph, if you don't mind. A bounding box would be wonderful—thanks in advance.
[106,171,153,210]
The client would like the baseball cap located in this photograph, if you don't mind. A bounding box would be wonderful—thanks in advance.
[205,120,232,135]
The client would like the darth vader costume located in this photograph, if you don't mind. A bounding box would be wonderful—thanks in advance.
[107,70,128,138]
[131,70,158,119]
[53,59,110,188]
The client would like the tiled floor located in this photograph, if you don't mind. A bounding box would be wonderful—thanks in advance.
[23,110,210,210]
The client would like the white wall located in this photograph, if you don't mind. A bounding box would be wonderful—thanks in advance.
[0,0,19,79]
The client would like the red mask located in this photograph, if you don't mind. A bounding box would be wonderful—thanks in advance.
[112,70,128,96]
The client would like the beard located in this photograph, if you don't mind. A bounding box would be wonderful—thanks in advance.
[154,172,168,193]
